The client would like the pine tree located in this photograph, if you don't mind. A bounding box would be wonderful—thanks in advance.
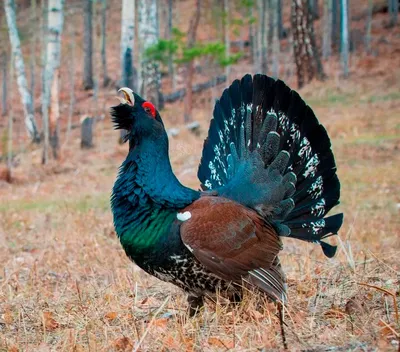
[291,0,325,88]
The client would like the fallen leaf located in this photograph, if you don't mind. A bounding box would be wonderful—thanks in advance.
[112,337,133,351]
[153,317,169,328]
[7,346,19,352]
[378,319,399,338]
[104,311,118,322]
[43,312,59,331]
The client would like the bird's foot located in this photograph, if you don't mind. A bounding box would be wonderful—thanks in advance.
[187,295,204,317]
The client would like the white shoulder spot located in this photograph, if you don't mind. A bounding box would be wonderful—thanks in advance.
[177,211,192,221]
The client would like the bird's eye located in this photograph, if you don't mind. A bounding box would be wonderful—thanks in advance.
[142,101,156,118]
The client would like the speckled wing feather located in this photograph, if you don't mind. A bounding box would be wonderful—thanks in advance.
[197,74,343,258]
[179,196,286,301]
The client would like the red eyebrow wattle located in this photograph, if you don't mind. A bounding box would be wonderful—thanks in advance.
[142,102,156,118]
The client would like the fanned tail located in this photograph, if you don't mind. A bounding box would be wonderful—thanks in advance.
[197,74,343,258]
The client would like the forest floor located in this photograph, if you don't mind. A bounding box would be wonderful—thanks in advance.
[1,2,400,351]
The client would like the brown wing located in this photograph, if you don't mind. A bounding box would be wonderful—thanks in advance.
[179,196,286,301]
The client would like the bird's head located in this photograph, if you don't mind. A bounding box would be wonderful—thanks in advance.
[110,87,165,144]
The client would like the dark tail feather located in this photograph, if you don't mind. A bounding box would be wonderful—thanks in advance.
[198,74,343,257]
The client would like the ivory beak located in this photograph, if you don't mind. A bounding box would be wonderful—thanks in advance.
[118,87,135,106]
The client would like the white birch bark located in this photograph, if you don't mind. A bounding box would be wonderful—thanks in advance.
[340,0,349,77]
[120,0,135,89]
[139,0,162,106]
[42,0,65,163]
[4,0,40,142]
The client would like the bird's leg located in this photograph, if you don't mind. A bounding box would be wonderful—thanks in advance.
[187,295,204,317]
[278,302,288,350]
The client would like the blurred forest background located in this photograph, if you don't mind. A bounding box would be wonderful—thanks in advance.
[0,0,400,351]
[0,0,398,169]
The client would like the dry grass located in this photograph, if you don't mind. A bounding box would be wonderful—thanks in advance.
[1,2,400,351]
[1,73,399,351]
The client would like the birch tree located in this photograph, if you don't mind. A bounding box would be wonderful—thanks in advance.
[139,0,162,107]
[120,0,135,90]
[83,0,94,90]
[42,0,65,163]
[340,0,349,77]
[4,0,40,143]
[30,0,37,101]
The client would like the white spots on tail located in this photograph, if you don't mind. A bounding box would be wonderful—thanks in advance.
[298,137,312,160]
[303,154,320,178]
[303,219,326,234]
[177,211,192,221]
[308,176,324,199]
[311,198,326,217]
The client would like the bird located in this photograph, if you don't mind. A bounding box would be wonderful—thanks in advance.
[110,74,343,315]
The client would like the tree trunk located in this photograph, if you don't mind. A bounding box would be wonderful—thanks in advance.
[65,24,76,144]
[120,0,135,90]
[81,116,95,149]
[7,53,14,183]
[139,0,162,108]
[259,0,269,73]
[223,0,231,80]
[184,0,201,123]
[322,0,333,58]
[49,68,60,159]
[101,0,110,87]
[30,0,37,100]
[83,0,94,90]
[166,0,176,90]
[42,0,65,164]
[120,0,136,143]
[249,5,255,64]
[1,52,7,117]
[271,0,280,78]
[277,0,284,39]
[332,0,340,50]
[291,0,325,88]
[309,0,320,19]
[340,0,349,77]
[388,0,398,26]
[4,0,40,143]
[365,0,373,54]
